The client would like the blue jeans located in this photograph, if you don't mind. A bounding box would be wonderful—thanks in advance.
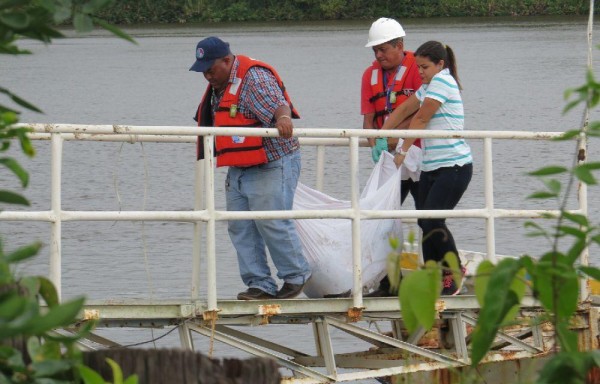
[417,163,473,266]
[225,150,311,296]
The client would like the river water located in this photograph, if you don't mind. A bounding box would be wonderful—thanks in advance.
[1,16,599,381]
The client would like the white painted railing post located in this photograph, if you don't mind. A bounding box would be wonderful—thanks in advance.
[203,135,218,311]
[483,137,497,263]
[349,137,363,308]
[316,145,325,192]
[192,159,204,301]
[579,0,594,301]
[50,133,63,300]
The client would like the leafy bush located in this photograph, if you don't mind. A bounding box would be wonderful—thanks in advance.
[395,53,600,382]
[1,1,137,383]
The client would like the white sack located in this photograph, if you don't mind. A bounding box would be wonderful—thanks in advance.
[294,152,403,298]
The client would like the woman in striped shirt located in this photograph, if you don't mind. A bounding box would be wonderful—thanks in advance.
[381,40,472,295]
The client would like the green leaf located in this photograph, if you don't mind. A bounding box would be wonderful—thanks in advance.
[566,238,587,264]
[78,364,106,384]
[524,221,551,239]
[527,191,557,199]
[556,322,579,354]
[533,253,579,322]
[0,190,29,206]
[528,166,568,176]
[28,297,85,334]
[0,157,29,187]
[31,360,72,378]
[6,242,41,264]
[45,320,95,343]
[3,346,25,371]
[26,336,42,361]
[557,225,585,238]
[474,260,494,306]
[399,266,440,333]
[0,12,30,29]
[537,352,590,384]
[579,266,600,281]
[399,285,418,334]
[123,375,139,384]
[16,130,35,157]
[0,88,43,113]
[0,300,40,339]
[573,165,597,185]
[0,293,28,321]
[543,179,561,195]
[38,277,59,307]
[470,258,523,366]
[555,130,581,140]
[106,358,123,384]
[562,211,589,227]
[19,276,42,299]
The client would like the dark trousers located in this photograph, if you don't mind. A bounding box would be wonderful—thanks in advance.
[417,163,472,265]
[378,178,419,292]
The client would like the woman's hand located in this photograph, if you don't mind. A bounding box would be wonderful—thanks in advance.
[394,153,405,168]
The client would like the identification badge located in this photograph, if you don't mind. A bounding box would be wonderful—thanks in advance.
[230,104,237,118]
[389,92,397,104]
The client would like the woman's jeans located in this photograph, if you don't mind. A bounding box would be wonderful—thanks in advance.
[225,150,311,296]
[417,163,473,266]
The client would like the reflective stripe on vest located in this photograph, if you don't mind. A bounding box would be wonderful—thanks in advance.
[368,52,416,129]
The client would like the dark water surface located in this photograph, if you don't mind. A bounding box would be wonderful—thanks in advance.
[1,16,599,380]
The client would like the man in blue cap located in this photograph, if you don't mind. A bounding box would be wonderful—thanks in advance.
[190,36,311,300]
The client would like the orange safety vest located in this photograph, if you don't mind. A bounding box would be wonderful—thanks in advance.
[196,55,299,168]
[368,51,416,129]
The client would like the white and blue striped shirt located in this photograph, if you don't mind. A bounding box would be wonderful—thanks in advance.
[415,68,472,172]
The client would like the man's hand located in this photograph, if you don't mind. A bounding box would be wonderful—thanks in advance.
[276,115,293,138]
[371,137,388,163]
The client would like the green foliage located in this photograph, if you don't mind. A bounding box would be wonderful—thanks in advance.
[90,0,593,23]
[469,56,600,374]
[399,260,441,333]
[1,1,137,383]
[78,358,138,384]
[470,257,527,365]
[392,47,600,381]
[0,240,94,382]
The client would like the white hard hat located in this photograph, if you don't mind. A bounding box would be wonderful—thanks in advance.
[365,17,406,47]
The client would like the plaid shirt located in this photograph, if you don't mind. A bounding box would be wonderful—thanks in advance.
[211,57,299,162]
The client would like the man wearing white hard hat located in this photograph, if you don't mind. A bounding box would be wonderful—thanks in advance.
[360,17,423,297]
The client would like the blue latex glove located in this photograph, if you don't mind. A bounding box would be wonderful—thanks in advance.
[371,138,388,163]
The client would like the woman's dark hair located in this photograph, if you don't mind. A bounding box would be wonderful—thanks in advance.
[415,41,462,90]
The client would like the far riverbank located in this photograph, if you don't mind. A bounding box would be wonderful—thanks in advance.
[94,0,595,25]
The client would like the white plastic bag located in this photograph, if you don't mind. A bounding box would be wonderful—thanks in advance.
[294,152,403,298]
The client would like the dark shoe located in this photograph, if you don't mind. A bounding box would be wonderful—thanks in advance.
[237,288,275,300]
[323,289,351,298]
[441,266,467,296]
[364,287,395,297]
[276,282,306,299]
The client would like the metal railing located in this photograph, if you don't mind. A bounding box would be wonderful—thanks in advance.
[1,124,588,312]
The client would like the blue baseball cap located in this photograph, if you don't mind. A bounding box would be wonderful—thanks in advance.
[189,36,231,72]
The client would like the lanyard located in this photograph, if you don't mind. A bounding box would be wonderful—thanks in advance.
[382,66,400,113]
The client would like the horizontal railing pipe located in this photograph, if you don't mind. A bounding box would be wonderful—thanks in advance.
[4,123,584,306]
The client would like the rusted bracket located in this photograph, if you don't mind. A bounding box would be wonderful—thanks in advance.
[202,309,221,322]
[347,306,364,322]
[258,304,281,325]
